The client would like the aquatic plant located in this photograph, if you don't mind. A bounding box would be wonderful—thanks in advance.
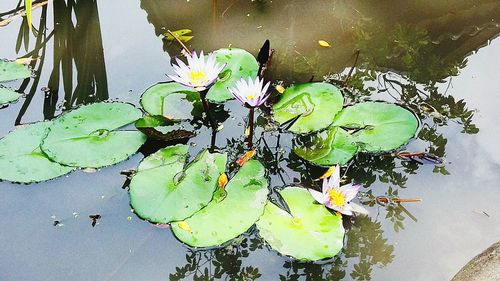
[0,59,32,105]
[308,165,363,216]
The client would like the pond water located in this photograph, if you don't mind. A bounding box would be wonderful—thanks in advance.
[1,1,500,280]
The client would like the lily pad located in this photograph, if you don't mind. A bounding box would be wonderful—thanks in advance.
[0,122,73,183]
[129,144,227,224]
[140,82,201,120]
[294,127,358,166]
[206,48,259,103]
[332,102,418,152]
[135,115,195,141]
[256,187,345,261]
[172,160,268,248]
[272,83,344,134]
[0,59,32,82]
[41,102,146,168]
[0,86,22,105]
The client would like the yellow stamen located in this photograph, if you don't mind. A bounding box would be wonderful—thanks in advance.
[247,95,256,100]
[189,71,207,85]
[328,189,346,207]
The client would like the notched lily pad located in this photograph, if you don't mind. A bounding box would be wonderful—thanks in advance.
[272,83,344,134]
[129,144,227,224]
[294,127,358,166]
[0,59,32,82]
[172,160,268,248]
[256,187,345,261]
[140,82,201,120]
[332,102,418,152]
[0,86,22,105]
[40,102,146,168]
[0,122,73,183]
[135,115,195,141]
[206,48,259,103]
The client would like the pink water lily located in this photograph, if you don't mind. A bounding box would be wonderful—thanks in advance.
[168,50,226,92]
[228,77,271,108]
[308,165,366,216]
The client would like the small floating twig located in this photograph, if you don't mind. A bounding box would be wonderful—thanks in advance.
[166,29,191,55]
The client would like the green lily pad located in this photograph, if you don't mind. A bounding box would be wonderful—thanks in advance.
[206,48,259,103]
[172,160,268,248]
[135,115,195,141]
[0,59,32,82]
[332,102,418,152]
[0,86,22,105]
[272,83,344,134]
[0,122,73,183]
[40,102,146,168]
[129,144,227,224]
[256,187,345,261]
[140,82,201,120]
[294,127,358,166]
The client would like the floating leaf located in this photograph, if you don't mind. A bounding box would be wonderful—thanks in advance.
[135,115,195,141]
[318,40,331,47]
[172,160,268,247]
[0,122,73,183]
[206,48,259,103]
[129,144,227,224]
[275,85,285,94]
[41,102,146,168]
[236,149,255,166]
[294,127,357,166]
[164,29,193,43]
[272,83,344,134]
[332,102,418,152]
[256,187,345,261]
[140,82,201,120]
[0,86,22,105]
[218,173,228,188]
[0,59,32,82]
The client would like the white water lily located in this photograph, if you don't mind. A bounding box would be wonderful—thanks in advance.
[228,77,271,108]
[168,50,225,92]
[308,165,367,216]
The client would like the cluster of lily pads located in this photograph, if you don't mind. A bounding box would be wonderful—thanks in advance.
[0,47,418,261]
[0,59,32,105]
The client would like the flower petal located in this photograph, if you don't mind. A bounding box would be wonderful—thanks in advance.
[308,188,325,204]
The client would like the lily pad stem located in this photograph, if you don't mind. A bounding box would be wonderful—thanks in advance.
[199,89,217,131]
[247,107,255,149]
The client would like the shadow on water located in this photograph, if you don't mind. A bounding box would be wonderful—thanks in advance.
[1,0,500,280]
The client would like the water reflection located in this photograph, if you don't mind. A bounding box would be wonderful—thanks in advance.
[168,216,394,281]
[5,0,109,123]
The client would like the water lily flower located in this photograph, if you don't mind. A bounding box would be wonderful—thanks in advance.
[308,165,366,216]
[168,50,225,92]
[228,77,271,108]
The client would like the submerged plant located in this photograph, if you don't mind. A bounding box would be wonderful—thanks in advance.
[308,165,365,216]
[228,76,271,148]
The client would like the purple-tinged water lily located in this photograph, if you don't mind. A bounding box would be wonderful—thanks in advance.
[228,77,271,108]
[308,165,366,216]
[168,50,225,92]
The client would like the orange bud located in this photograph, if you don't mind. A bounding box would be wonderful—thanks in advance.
[218,173,228,188]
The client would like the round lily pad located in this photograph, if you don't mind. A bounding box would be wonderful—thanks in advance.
[40,102,146,168]
[0,59,32,82]
[172,160,268,248]
[294,127,358,166]
[332,102,418,152]
[206,48,259,103]
[140,82,201,120]
[0,86,22,105]
[272,83,344,134]
[256,187,345,261]
[129,144,227,224]
[0,122,73,183]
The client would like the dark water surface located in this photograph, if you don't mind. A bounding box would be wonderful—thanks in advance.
[1,1,500,280]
